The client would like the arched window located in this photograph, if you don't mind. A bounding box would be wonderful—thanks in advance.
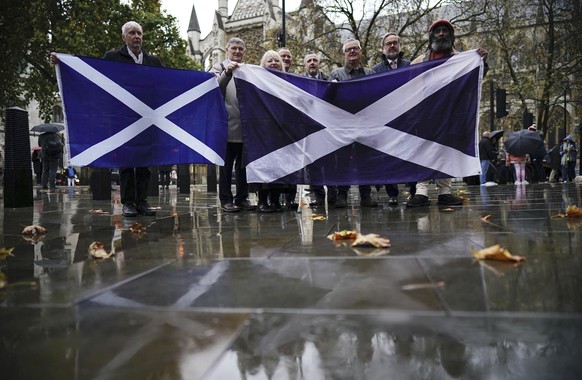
[52,105,64,123]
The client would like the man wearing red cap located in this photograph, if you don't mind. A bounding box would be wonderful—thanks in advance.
[407,19,489,207]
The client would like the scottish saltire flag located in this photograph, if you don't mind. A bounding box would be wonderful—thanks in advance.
[234,50,484,185]
[55,53,227,167]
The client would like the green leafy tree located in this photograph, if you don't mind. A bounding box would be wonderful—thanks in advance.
[481,0,580,137]
[0,0,199,121]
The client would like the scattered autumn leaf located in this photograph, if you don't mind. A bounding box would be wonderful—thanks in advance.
[480,214,492,221]
[471,244,525,263]
[327,230,359,241]
[129,222,146,233]
[441,208,454,212]
[0,247,15,260]
[0,273,6,289]
[310,214,326,221]
[351,233,391,248]
[21,225,47,235]
[565,205,582,218]
[88,241,114,259]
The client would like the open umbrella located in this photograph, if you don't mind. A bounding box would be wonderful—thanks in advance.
[31,123,64,133]
[490,130,504,141]
[504,129,543,156]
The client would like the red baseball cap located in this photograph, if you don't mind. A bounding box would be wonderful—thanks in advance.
[429,19,454,33]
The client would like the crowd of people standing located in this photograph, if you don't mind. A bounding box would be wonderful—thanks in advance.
[44,19,579,218]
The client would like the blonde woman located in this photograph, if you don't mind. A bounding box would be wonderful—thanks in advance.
[252,50,287,212]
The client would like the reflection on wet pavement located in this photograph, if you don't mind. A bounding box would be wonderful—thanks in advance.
[1,183,581,379]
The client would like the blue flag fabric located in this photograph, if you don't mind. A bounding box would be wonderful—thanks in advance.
[234,50,483,185]
[55,54,227,167]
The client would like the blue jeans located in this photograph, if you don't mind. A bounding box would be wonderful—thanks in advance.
[480,160,490,184]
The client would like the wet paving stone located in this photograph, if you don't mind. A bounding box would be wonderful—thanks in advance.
[1,183,581,379]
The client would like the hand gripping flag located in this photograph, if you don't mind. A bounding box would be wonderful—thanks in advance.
[234,50,484,185]
[55,53,227,167]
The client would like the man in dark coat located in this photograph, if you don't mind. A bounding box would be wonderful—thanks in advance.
[478,131,497,185]
[372,32,411,73]
[38,132,64,191]
[372,32,412,205]
[303,53,332,208]
[102,21,162,217]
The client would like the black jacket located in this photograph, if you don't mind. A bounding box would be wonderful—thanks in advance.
[103,45,163,67]
[479,137,497,162]
[372,52,411,73]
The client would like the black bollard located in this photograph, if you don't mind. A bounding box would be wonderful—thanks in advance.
[177,164,190,194]
[148,167,159,196]
[3,107,33,208]
[90,167,111,200]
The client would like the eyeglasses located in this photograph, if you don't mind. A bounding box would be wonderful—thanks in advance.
[344,46,361,53]
[383,41,399,47]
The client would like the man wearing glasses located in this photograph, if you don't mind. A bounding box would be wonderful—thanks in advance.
[328,39,377,208]
[372,32,412,206]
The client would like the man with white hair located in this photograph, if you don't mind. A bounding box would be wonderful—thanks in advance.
[210,37,256,212]
[103,21,163,217]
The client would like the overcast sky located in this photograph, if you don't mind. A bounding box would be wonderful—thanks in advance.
[161,0,301,39]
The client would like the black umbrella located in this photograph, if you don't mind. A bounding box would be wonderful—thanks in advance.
[504,129,543,156]
[31,123,65,133]
[490,130,504,141]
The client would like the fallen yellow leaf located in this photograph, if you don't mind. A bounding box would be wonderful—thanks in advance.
[565,205,582,218]
[480,214,492,221]
[471,244,525,263]
[310,214,326,221]
[0,247,15,260]
[327,230,358,240]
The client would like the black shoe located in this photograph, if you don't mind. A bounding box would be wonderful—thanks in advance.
[257,203,274,213]
[136,202,156,216]
[388,196,399,206]
[122,203,138,217]
[221,202,240,213]
[360,196,378,207]
[235,200,256,210]
[437,194,463,206]
[406,194,430,208]
[335,197,347,208]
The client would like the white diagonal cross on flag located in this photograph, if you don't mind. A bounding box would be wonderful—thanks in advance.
[55,54,225,166]
[234,51,483,183]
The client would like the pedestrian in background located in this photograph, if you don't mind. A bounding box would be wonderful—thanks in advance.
[39,131,64,191]
[65,163,77,186]
[560,135,578,182]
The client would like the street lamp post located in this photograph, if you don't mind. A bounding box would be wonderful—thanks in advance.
[562,80,569,134]
[280,0,286,47]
